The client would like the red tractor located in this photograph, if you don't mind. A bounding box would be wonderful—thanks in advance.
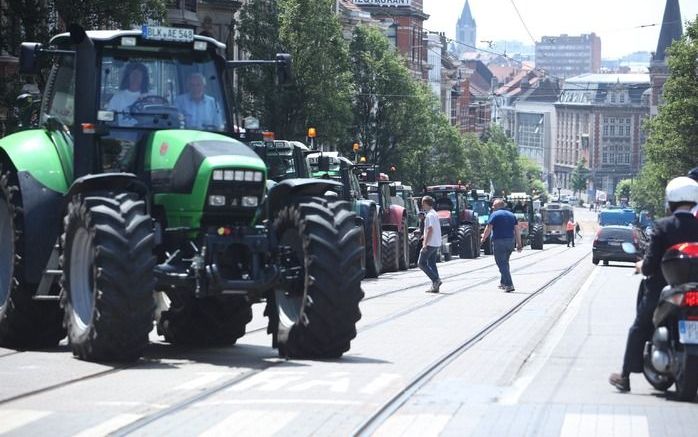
[357,166,409,273]
[424,185,481,259]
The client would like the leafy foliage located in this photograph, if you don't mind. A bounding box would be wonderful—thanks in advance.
[570,158,590,196]
[615,178,633,202]
[636,18,698,214]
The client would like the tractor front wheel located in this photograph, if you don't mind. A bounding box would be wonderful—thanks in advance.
[381,230,400,273]
[268,198,363,358]
[364,208,382,278]
[61,193,156,362]
[457,225,476,259]
[530,224,544,250]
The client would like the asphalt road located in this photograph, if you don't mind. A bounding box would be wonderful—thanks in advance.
[0,207,696,436]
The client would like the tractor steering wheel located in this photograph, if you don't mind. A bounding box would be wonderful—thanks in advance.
[129,95,171,115]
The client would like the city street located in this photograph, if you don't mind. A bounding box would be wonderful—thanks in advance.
[0,207,696,437]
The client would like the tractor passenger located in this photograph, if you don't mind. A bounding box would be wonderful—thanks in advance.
[175,73,223,130]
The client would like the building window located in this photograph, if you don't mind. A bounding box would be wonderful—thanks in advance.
[625,126,631,136]
[610,93,616,103]
[387,24,397,47]
[619,94,625,103]
[610,126,615,136]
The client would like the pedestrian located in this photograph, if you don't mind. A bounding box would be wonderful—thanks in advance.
[609,176,698,392]
[418,196,442,293]
[566,217,576,247]
[575,221,582,240]
[480,199,522,292]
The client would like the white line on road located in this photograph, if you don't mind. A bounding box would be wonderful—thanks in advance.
[359,373,402,395]
[196,399,364,407]
[559,413,649,437]
[373,414,451,437]
[72,414,142,437]
[199,409,299,437]
[498,266,599,405]
[173,372,235,391]
[0,409,51,434]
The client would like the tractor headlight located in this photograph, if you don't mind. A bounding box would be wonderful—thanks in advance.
[208,195,226,207]
[241,196,259,207]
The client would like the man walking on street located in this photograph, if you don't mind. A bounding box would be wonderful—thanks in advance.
[566,217,576,247]
[418,196,442,293]
[480,199,522,292]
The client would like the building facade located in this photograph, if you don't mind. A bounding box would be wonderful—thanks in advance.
[554,74,650,198]
[649,0,682,116]
[535,33,601,79]
[455,0,476,57]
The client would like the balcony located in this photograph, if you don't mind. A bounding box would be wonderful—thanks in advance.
[167,0,199,27]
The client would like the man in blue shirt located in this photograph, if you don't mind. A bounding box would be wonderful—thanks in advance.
[175,73,223,130]
[480,199,522,292]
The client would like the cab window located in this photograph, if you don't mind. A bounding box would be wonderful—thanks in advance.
[45,54,76,127]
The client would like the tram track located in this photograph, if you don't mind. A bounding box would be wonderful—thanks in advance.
[352,251,589,436]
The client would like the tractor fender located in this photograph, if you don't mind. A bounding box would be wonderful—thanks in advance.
[356,200,377,237]
[462,209,479,227]
[66,173,149,200]
[381,205,405,231]
[0,138,69,285]
[267,178,341,214]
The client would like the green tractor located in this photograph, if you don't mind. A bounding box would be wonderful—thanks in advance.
[505,192,543,250]
[251,139,312,181]
[468,190,493,255]
[0,26,363,361]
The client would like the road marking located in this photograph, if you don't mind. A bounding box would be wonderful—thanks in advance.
[373,414,451,437]
[197,399,363,407]
[227,371,306,392]
[0,409,51,434]
[287,372,351,393]
[498,267,599,405]
[359,373,402,395]
[559,413,649,437]
[199,409,298,437]
[173,372,233,391]
[72,414,142,437]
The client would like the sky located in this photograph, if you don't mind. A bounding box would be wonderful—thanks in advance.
[423,0,698,59]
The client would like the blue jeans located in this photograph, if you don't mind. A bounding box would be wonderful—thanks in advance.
[493,238,514,287]
[418,246,440,283]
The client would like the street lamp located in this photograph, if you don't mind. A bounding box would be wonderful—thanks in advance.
[556,185,561,202]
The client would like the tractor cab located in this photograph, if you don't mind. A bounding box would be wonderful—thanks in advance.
[505,192,543,249]
[424,185,480,259]
[251,139,311,182]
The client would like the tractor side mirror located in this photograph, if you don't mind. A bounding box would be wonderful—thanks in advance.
[318,156,330,172]
[19,42,42,75]
[389,185,397,197]
[276,53,293,84]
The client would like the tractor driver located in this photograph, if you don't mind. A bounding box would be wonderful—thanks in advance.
[106,62,150,127]
[175,73,224,131]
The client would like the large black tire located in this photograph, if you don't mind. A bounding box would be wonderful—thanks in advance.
[381,230,400,273]
[158,294,252,346]
[483,235,493,255]
[472,226,481,258]
[457,225,475,259]
[675,353,698,401]
[408,232,420,268]
[0,169,64,348]
[268,198,363,358]
[364,207,382,278]
[530,224,544,250]
[398,220,409,271]
[61,193,156,362]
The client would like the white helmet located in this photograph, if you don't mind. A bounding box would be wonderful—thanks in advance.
[665,176,698,204]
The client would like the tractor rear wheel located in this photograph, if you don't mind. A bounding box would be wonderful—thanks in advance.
[364,208,382,278]
[398,220,409,271]
[530,224,544,250]
[158,294,252,346]
[483,235,493,255]
[457,225,475,259]
[268,198,363,358]
[61,193,156,362]
[381,231,400,273]
[408,232,420,268]
[0,169,64,348]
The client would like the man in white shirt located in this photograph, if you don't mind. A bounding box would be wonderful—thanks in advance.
[175,73,223,130]
[419,195,443,293]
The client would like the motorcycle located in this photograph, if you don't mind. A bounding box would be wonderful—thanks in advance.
[624,242,698,401]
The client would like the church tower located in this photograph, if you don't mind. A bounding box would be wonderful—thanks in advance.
[455,0,476,56]
[649,0,683,116]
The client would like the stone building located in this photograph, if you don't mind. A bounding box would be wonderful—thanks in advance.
[554,74,650,197]
[649,0,682,116]
[455,0,476,57]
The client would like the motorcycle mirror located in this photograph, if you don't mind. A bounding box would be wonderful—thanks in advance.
[621,242,637,255]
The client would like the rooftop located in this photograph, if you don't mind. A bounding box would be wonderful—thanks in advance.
[565,73,650,85]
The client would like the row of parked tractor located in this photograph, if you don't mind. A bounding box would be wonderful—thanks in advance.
[252,139,548,281]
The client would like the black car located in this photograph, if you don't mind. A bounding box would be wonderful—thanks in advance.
[592,225,645,265]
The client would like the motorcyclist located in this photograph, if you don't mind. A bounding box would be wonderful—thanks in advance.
[609,176,698,392]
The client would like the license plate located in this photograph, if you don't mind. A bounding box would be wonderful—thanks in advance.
[679,320,698,344]
[142,26,194,42]
[609,241,621,246]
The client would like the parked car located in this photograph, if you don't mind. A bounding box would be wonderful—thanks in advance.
[592,225,645,265]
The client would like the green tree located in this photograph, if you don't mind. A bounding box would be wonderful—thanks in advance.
[637,18,698,214]
[53,0,166,29]
[615,178,633,203]
[570,158,590,196]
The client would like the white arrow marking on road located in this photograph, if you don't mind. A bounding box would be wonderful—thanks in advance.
[173,372,234,391]
[359,373,402,395]
[0,409,51,434]
[559,413,649,437]
[72,414,142,437]
[373,414,451,437]
[200,409,299,437]
[227,371,306,392]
